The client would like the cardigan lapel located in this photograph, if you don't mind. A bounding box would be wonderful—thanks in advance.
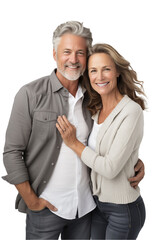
[93,95,131,152]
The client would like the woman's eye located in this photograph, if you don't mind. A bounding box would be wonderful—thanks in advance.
[105,68,110,71]
[90,69,96,73]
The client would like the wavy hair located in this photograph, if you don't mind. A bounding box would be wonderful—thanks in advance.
[83,43,146,115]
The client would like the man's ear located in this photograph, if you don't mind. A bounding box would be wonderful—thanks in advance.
[53,49,56,61]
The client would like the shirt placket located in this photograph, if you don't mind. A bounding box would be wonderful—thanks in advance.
[73,96,83,217]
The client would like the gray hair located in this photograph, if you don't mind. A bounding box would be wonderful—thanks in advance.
[52,21,93,54]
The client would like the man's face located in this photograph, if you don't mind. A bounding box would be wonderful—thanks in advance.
[53,33,87,82]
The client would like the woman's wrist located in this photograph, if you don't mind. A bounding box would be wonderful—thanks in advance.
[70,140,86,157]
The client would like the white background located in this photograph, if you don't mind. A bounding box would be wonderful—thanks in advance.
[0,0,159,239]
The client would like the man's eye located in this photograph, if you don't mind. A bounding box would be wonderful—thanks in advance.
[64,51,70,54]
[77,51,84,55]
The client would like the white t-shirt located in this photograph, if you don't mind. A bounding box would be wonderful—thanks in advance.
[88,120,102,151]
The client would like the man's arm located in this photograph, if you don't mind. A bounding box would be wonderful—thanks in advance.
[128,159,145,188]
[15,181,57,211]
[3,87,57,212]
[3,87,32,184]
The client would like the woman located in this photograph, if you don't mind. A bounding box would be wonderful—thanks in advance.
[56,43,146,239]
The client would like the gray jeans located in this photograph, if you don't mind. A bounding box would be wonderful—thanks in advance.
[26,208,92,239]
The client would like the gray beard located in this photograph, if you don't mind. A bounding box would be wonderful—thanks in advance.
[57,67,84,81]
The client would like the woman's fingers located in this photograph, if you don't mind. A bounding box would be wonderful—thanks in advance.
[56,123,64,135]
[62,115,71,127]
[57,116,67,132]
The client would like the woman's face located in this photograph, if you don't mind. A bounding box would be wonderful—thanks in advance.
[88,53,119,97]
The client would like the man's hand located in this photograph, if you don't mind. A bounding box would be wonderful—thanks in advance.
[28,197,57,212]
[15,181,57,212]
[128,159,145,189]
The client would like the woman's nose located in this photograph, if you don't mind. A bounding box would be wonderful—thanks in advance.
[97,71,104,81]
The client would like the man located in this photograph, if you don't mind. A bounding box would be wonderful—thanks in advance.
[2,21,144,239]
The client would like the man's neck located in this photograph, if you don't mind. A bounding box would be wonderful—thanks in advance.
[56,71,79,97]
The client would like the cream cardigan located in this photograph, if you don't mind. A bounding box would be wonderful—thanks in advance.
[81,95,144,204]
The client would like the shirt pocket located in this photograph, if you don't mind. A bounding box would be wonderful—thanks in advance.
[33,111,57,140]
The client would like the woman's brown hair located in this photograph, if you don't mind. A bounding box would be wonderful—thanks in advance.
[83,43,146,116]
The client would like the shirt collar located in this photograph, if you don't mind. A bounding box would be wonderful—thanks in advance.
[71,84,85,101]
[50,69,64,93]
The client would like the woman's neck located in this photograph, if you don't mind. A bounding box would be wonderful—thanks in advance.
[98,91,123,124]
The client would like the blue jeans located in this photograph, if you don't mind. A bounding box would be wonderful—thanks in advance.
[91,196,146,239]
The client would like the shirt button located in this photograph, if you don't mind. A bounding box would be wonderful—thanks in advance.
[51,162,54,166]
[43,180,47,184]
[57,146,60,149]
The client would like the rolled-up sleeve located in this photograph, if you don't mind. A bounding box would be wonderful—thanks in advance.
[2,86,32,184]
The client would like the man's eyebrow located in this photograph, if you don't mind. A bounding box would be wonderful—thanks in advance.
[63,48,84,50]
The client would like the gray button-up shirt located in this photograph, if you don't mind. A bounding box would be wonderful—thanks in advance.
[2,70,93,213]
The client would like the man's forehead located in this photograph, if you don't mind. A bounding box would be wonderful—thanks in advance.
[59,33,87,48]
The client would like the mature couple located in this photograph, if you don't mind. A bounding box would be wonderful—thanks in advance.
[3,21,146,239]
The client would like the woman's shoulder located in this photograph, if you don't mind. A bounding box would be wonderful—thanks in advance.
[123,95,143,115]
[122,95,143,116]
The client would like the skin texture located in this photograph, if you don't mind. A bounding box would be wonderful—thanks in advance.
[53,33,87,97]
[88,53,120,97]
[88,53,123,123]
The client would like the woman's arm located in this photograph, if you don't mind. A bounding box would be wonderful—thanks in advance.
[56,112,144,181]
[80,110,144,179]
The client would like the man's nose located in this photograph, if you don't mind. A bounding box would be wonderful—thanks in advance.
[69,53,78,64]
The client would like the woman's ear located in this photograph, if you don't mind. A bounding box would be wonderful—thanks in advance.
[116,72,120,78]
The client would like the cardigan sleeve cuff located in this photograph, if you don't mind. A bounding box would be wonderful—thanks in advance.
[81,146,98,170]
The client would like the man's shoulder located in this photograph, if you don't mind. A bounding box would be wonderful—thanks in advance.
[24,74,50,93]
[16,74,52,100]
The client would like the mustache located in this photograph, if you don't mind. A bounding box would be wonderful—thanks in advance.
[64,62,82,68]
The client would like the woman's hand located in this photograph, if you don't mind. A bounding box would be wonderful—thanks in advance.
[56,115,85,157]
[56,115,78,148]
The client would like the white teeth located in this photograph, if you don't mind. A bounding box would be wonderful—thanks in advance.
[96,82,109,87]
[68,66,79,69]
